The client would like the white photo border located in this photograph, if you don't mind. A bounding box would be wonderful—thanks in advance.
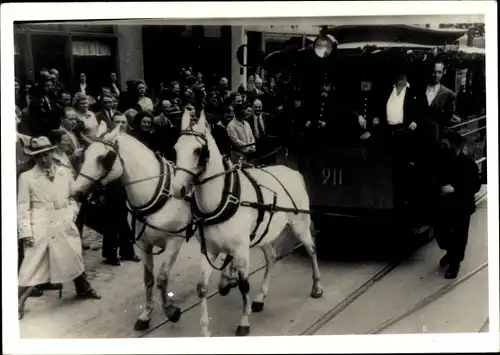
[1,1,498,354]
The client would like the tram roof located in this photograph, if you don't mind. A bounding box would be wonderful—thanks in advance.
[324,24,467,47]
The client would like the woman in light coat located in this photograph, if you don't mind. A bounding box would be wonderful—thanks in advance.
[18,137,101,320]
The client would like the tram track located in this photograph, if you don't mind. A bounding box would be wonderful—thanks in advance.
[138,242,306,338]
[365,261,488,334]
[139,239,419,338]
[141,191,487,338]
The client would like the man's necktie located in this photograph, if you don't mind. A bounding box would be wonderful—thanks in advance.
[45,169,55,182]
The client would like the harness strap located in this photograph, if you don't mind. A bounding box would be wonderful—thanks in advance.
[126,153,171,216]
[240,168,265,242]
[131,211,166,255]
[191,157,241,226]
[198,224,234,271]
[251,191,278,247]
[257,168,299,214]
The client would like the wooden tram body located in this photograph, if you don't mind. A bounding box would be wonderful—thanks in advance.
[263,27,486,241]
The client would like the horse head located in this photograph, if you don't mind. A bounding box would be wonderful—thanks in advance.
[73,125,124,197]
[172,108,215,199]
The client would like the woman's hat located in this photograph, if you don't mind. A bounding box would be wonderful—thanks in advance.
[24,136,56,156]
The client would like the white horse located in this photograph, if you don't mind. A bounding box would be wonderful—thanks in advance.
[73,125,193,331]
[171,109,324,337]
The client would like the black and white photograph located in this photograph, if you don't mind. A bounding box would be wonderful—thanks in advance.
[1,1,498,354]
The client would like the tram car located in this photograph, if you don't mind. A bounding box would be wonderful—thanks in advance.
[261,27,486,242]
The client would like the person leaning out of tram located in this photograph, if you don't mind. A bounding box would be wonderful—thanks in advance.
[362,66,427,207]
[432,132,481,279]
[360,66,427,159]
[18,136,101,320]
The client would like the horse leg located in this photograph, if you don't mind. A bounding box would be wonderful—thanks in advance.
[218,257,238,296]
[252,243,276,313]
[198,249,218,337]
[156,236,184,323]
[290,218,324,298]
[134,244,155,331]
[233,247,252,336]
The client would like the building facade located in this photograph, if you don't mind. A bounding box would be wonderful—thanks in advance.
[14,24,144,90]
[13,23,320,95]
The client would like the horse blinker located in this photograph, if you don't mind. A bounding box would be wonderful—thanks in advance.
[99,151,117,171]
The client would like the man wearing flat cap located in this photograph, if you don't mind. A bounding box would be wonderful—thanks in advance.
[18,137,101,320]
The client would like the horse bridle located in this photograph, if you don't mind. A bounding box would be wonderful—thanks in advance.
[77,139,123,185]
[175,130,210,185]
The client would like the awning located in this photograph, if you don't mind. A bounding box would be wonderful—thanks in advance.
[337,41,435,49]
[459,46,485,54]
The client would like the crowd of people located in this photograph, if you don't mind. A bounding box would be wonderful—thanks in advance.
[14,64,293,319]
[15,55,482,320]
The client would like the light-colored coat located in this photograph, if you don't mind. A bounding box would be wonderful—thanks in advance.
[226,118,255,149]
[17,164,84,286]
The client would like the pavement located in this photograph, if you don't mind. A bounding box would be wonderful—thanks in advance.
[19,190,490,339]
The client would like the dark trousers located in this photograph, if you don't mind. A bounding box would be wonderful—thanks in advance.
[434,213,471,265]
[73,272,92,294]
[102,212,135,261]
[18,272,91,299]
[388,126,413,210]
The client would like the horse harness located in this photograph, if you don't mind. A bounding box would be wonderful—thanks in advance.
[77,138,195,256]
[177,129,307,271]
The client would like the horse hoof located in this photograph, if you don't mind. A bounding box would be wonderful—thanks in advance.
[251,301,265,313]
[134,318,150,331]
[235,325,250,336]
[310,288,324,299]
[18,310,24,320]
[218,284,232,296]
[165,305,182,323]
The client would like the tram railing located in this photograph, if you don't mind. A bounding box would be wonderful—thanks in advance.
[445,114,487,182]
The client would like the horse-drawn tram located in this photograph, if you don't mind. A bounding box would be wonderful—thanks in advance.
[23,26,486,341]
[262,25,487,247]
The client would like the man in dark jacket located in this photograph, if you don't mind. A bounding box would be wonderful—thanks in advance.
[27,78,60,137]
[433,132,481,279]
[101,180,140,266]
[424,60,457,145]
[211,106,234,156]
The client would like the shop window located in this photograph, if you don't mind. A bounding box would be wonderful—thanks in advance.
[26,24,115,34]
[72,37,117,90]
[30,34,70,84]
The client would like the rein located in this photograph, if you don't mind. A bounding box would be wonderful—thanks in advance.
[176,128,301,271]
[75,137,194,255]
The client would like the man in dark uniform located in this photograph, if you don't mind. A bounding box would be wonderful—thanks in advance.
[354,73,379,142]
[433,132,481,279]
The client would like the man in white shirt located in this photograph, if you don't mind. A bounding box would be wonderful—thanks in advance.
[226,104,256,161]
[365,67,426,208]
[361,69,421,141]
